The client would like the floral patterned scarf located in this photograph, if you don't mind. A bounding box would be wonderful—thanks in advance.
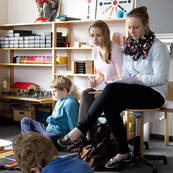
[123,30,155,61]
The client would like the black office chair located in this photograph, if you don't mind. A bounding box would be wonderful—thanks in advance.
[121,111,167,173]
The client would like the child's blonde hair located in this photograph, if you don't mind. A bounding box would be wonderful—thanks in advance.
[50,75,72,92]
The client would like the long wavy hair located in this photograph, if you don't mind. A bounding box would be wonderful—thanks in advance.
[89,20,111,63]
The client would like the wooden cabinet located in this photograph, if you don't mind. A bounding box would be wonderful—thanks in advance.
[0,18,128,104]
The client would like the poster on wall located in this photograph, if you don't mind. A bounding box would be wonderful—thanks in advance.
[96,0,134,19]
[87,0,97,19]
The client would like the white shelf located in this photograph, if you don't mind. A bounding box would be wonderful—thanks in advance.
[55,73,96,77]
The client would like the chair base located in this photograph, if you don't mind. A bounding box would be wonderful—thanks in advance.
[115,136,167,173]
[144,141,149,149]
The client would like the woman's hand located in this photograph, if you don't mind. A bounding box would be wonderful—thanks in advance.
[88,90,102,99]
[137,77,144,82]
[119,76,144,82]
[89,78,97,88]
[118,76,126,80]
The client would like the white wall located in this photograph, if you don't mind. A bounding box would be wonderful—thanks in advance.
[8,0,37,24]
[0,0,8,92]
[7,0,88,24]
[2,0,173,136]
[0,0,8,24]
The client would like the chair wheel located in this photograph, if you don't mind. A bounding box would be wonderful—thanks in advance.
[116,163,122,172]
[153,165,157,173]
[144,141,149,149]
[163,158,168,165]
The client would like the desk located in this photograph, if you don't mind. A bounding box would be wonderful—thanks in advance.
[0,95,53,121]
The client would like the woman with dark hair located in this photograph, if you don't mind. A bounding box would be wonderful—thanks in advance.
[58,6,170,169]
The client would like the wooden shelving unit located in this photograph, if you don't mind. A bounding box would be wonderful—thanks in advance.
[0,95,52,104]
[55,73,96,77]
[0,18,128,105]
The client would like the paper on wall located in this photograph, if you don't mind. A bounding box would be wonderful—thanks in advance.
[96,0,134,19]
[86,0,97,19]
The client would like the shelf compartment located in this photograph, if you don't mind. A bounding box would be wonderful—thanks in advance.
[0,18,127,29]
[55,47,92,50]
[0,63,67,67]
[0,22,53,29]
[72,60,94,74]
[0,48,52,50]
[55,73,96,77]
[56,18,127,24]
[0,95,52,104]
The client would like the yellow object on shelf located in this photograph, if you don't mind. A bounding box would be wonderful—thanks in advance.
[2,80,7,89]
[56,56,67,64]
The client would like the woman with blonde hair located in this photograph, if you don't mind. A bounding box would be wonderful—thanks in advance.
[78,20,123,139]
[58,6,170,169]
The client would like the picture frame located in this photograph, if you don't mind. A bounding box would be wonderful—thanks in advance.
[44,0,62,21]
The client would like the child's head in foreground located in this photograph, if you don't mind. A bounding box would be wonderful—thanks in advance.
[13,132,58,173]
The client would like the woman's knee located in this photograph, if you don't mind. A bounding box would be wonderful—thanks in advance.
[104,82,122,94]
[81,88,95,101]
[82,88,92,96]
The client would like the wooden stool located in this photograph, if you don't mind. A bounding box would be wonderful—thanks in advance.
[124,81,173,153]
[159,81,173,146]
[124,108,160,154]
[159,101,173,146]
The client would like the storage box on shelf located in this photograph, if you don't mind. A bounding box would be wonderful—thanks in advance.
[72,60,94,74]
[13,104,36,121]
[13,107,33,121]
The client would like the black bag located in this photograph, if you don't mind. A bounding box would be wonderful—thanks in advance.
[79,123,117,171]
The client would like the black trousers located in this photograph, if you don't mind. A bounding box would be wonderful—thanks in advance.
[77,82,165,154]
[78,88,95,122]
[78,88,97,140]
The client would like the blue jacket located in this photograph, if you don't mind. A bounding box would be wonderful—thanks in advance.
[46,95,79,136]
[122,37,170,97]
[41,157,93,173]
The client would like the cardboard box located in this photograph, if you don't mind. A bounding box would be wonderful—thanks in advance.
[13,106,35,121]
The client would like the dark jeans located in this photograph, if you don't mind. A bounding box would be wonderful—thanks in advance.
[77,82,165,154]
[21,117,61,149]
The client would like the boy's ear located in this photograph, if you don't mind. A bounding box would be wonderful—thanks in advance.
[30,167,41,173]
[63,87,68,92]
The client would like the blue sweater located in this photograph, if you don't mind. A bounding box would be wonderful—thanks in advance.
[122,37,170,97]
[41,157,93,173]
[46,95,79,136]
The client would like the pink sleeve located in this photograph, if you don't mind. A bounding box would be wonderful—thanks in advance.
[92,46,97,60]
[111,43,123,78]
